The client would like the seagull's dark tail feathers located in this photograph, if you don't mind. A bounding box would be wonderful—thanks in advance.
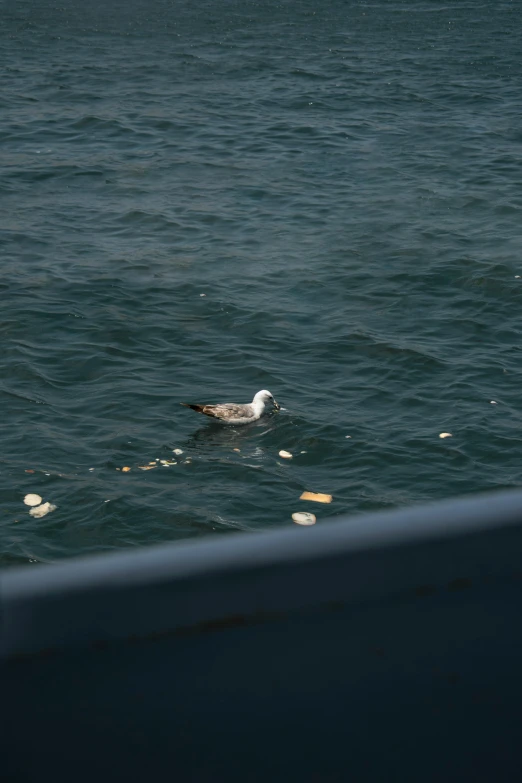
[181,402,219,418]
[180,403,205,413]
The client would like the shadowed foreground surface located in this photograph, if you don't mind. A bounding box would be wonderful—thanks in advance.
[2,490,522,781]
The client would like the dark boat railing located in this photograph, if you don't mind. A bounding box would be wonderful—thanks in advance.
[2,489,522,781]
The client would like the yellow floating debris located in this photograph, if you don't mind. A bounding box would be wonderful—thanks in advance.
[139,465,157,470]
[279,450,293,459]
[29,502,56,518]
[233,448,241,452]
[439,432,452,439]
[122,466,131,472]
[300,491,332,504]
[292,512,316,526]
[24,493,42,507]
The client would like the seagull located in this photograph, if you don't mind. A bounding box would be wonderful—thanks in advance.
[181,389,280,425]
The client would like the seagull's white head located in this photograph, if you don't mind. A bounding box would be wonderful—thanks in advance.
[253,389,280,410]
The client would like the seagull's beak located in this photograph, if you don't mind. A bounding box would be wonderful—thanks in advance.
[273,399,281,411]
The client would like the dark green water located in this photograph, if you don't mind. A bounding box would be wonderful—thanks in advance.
[2,0,522,566]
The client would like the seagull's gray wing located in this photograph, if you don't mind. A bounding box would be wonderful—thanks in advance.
[203,403,254,420]
[181,402,253,420]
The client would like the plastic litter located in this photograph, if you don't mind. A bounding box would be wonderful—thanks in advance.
[29,502,56,519]
[24,494,42,507]
[299,491,332,504]
[292,512,316,526]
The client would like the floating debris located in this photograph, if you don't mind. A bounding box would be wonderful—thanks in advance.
[300,491,332,504]
[139,465,157,470]
[515,276,521,279]
[25,469,35,474]
[122,466,131,472]
[88,468,95,472]
[200,293,206,297]
[148,461,157,465]
[173,448,184,455]
[292,512,316,526]
[490,400,498,405]
[29,502,56,519]
[24,493,42,507]
[233,448,241,452]
[439,432,452,439]
[345,435,352,439]
[279,450,293,459]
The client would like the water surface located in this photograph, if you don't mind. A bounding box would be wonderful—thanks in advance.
[2,0,522,565]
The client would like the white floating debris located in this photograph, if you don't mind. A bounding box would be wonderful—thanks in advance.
[439,432,452,439]
[29,502,56,518]
[279,450,293,459]
[139,465,157,470]
[200,293,206,297]
[24,494,42,507]
[233,448,241,453]
[345,435,352,439]
[515,276,521,279]
[490,400,497,405]
[292,512,316,526]
[173,449,183,455]
[88,468,95,471]
[300,451,307,454]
